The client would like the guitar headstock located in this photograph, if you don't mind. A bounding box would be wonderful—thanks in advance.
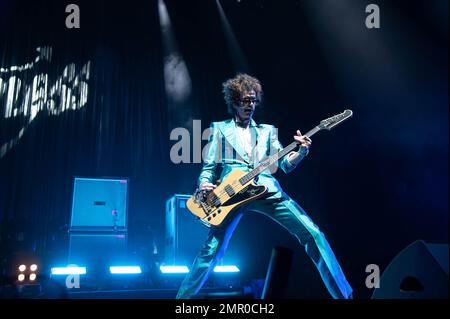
[319,109,353,130]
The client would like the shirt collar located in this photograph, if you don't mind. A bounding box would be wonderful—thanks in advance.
[233,118,258,128]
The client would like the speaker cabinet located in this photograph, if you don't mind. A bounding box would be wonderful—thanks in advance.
[372,240,448,299]
[164,194,209,266]
[68,233,128,265]
[68,177,129,269]
[70,177,129,232]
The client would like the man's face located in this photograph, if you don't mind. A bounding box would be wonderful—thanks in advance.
[234,90,258,122]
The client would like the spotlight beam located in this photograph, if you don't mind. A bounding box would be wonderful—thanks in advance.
[216,0,250,73]
[158,0,192,108]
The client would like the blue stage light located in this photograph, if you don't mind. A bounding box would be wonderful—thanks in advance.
[213,265,240,273]
[159,265,189,274]
[109,266,142,274]
[51,266,86,275]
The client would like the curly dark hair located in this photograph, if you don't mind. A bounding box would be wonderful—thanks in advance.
[222,73,263,115]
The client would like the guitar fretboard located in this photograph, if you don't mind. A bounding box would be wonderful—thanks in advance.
[239,126,321,185]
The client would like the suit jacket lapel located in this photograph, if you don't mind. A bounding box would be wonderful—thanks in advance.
[218,118,249,163]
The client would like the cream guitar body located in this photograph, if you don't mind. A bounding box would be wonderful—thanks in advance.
[186,169,267,227]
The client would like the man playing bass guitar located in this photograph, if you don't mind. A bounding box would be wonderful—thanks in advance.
[176,73,353,299]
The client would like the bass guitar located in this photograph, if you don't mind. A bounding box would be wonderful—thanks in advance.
[186,109,353,227]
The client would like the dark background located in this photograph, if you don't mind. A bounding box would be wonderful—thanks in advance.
[0,0,448,299]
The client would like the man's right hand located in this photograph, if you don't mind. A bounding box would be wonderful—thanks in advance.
[199,182,217,191]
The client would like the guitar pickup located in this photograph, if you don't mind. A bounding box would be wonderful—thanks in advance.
[207,193,221,207]
[224,185,235,196]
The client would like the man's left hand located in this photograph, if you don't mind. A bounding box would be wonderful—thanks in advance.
[294,130,312,152]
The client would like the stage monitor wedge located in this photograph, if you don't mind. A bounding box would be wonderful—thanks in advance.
[372,240,448,299]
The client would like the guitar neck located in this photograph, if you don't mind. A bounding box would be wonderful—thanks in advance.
[239,126,321,185]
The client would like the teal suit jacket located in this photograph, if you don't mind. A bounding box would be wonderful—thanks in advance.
[198,118,300,198]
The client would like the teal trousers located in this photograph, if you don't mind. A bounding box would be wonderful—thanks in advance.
[176,192,353,299]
